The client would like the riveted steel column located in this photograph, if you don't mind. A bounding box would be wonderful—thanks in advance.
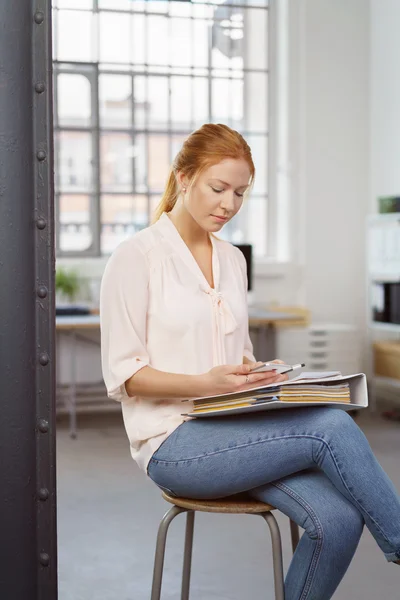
[0,2,57,599]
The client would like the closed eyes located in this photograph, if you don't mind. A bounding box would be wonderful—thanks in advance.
[211,186,244,198]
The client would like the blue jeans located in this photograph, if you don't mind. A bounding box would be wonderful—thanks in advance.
[147,407,400,600]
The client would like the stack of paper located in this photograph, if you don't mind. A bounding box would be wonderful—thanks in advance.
[182,373,368,418]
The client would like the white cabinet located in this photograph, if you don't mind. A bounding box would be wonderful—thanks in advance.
[277,324,361,376]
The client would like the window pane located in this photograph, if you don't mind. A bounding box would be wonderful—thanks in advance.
[56,0,93,8]
[193,20,210,68]
[99,13,131,64]
[232,79,244,129]
[57,74,91,128]
[132,14,145,64]
[59,194,92,252]
[98,0,132,9]
[99,75,132,128]
[148,136,170,193]
[171,77,191,129]
[147,16,169,66]
[57,131,93,192]
[57,11,94,62]
[148,77,169,130]
[244,72,268,132]
[244,8,267,70]
[170,18,192,67]
[193,78,209,127]
[212,79,231,124]
[101,195,149,254]
[134,76,169,131]
[246,135,268,195]
[100,133,133,193]
[169,2,191,18]
[133,134,147,193]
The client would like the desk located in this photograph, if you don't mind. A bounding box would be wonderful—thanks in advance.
[56,306,309,437]
[56,315,103,438]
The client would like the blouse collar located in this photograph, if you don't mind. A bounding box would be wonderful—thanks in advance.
[157,212,220,291]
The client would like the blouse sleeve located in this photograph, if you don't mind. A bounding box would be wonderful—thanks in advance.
[100,240,150,402]
[234,247,256,363]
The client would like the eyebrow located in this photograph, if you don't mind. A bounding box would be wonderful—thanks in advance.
[211,178,249,190]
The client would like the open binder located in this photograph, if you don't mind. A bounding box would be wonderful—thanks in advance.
[181,373,368,418]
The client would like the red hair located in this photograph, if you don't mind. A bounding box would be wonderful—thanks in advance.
[152,123,255,223]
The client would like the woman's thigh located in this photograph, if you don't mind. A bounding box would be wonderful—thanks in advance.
[147,406,354,498]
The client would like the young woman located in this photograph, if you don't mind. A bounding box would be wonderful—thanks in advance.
[100,123,400,599]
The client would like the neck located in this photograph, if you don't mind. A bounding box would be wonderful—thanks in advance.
[167,200,210,248]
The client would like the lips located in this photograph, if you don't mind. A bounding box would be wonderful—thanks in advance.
[212,215,228,221]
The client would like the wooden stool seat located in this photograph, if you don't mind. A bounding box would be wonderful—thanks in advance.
[162,491,275,514]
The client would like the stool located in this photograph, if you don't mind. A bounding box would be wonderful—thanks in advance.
[151,491,300,600]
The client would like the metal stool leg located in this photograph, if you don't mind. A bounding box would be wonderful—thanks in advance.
[151,505,187,600]
[260,512,285,600]
[181,511,195,600]
[289,519,300,553]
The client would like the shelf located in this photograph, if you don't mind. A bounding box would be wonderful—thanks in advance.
[367,213,400,223]
[369,322,400,333]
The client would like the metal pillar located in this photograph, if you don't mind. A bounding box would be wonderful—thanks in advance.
[0,2,57,598]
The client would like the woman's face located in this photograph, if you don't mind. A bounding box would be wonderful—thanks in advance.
[181,158,251,233]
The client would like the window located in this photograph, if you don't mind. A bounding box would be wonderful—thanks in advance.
[53,0,270,257]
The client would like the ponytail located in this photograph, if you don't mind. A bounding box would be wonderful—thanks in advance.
[152,169,179,224]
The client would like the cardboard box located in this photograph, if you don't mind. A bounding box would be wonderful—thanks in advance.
[373,341,400,380]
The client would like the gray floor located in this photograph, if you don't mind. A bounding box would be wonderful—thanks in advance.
[57,409,400,600]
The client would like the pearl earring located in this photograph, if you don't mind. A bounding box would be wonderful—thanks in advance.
[182,187,186,193]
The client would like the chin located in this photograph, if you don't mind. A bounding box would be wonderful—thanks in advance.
[208,221,226,232]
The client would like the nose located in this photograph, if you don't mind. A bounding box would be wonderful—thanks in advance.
[219,190,235,212]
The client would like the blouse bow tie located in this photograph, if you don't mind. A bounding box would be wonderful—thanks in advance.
[201,286,238,335]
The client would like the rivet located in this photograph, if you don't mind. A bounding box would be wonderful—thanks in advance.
[37,150,46,162]
[39,552,50,567]
[34,12,44,25]
[35,82,45,94]
[39,353,49,366]
[37,286,48,299]
[38,488,49,501]
[38,419,49,433]
[36,217,46,230]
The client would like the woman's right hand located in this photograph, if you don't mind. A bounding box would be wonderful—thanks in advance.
[200,363,286,397]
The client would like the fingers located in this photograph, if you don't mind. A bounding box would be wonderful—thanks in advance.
[244,371,278,386]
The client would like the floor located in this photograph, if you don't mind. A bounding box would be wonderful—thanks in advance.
[57,409,400,600]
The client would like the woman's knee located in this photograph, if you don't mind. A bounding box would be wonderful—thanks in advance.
[310,407,359,438]
[305,494,364,546]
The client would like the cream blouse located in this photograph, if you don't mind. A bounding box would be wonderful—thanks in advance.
[100,212,255,472]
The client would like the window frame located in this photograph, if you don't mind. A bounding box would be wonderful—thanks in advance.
[53,0,274,259]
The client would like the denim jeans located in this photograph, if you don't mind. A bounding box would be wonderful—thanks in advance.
[147,407,400,600]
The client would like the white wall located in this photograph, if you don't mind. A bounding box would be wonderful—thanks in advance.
[370,0,400,207]
[291,0,369,327]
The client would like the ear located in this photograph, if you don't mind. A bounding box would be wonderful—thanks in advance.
[176,171,189,190]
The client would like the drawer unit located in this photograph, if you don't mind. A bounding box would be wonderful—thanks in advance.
[277,325,361,374]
